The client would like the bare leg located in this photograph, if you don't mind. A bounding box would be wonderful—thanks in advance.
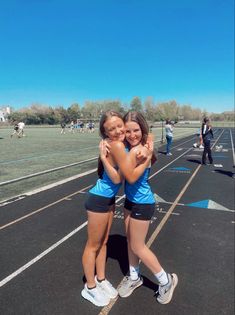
[96,206,114,280]
[129,218,162,274]
[124,209,139,268]
[82,210,112,288]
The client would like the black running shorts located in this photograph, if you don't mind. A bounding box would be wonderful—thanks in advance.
[124,198,155,221]
[85,192,115,213]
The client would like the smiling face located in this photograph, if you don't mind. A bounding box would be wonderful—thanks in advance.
[125,121,142,147]
[103,116,126,142]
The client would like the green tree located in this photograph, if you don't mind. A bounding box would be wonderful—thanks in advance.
[144,97,156,121]
[130,96,142,112]
[67,103,81,121]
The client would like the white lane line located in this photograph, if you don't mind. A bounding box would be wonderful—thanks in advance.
[0,131,225,290]
[1,134,196,207]
[149,147,192,178]
[98,129,225,315]
[0,221,88,288]
[0,194,126,288]
[0,169,97,207]
[0,157,98,186]
[0,185,92,231]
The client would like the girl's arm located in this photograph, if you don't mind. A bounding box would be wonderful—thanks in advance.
[109,141,152,184]
[99,140,122,184]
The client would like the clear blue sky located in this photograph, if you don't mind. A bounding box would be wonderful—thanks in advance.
[0,0,234,113]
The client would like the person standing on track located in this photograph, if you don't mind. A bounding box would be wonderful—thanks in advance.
[165,119,174,156]
[101,111,178,305]
[81,111,153,307]
[201,117,213,165]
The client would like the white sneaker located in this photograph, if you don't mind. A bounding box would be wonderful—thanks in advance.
[166,152,172,156]
[81,284,110,307]
[95,276,118,299]
[156,273,178,304]
[118,276,143,298]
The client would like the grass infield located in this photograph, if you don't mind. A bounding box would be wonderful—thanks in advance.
[0,126,197,202]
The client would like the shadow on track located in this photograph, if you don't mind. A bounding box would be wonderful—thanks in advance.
[107,234,159,293]
[187,159,201,164]
[213,169,235,178]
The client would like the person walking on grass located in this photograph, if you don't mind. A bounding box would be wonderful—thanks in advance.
[101,111,178,305]
[60,121,66,134]
[10,122,19,138]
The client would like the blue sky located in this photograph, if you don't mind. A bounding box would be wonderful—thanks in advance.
[0,0,234,113]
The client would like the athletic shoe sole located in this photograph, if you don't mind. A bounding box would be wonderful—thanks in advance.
[81,289,110,307]
[157,273,178,304]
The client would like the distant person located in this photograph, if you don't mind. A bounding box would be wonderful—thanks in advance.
[201,117,213,165]
[79,121,85,133]
[60,122,66,134]
[88,121,95,133]
[69,120,75,133]
[165,119,173,156]
[17,121,25,137]
[10,122,19,138]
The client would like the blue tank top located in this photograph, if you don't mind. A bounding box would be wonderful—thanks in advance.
[89,168,121,198]
[124,167,155,204]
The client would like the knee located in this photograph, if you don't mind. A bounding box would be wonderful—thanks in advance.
[86,240,102,254]
[130,242,145,256]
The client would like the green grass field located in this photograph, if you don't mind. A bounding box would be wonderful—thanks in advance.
[0,125,203,202]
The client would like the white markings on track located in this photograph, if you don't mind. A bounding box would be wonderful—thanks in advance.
[185,154,201,158]
[230,129,235,166]
[0,169,96,207]
[0,130,230,299]
[149,147,192,179]
[0,185,92,231]
[0,221,88,288]
[0,157,98,186]
[98,129,227,315]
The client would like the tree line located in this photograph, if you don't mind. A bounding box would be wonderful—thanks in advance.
[6,97,234,125]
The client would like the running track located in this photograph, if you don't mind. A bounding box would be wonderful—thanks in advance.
[0,128,234,315]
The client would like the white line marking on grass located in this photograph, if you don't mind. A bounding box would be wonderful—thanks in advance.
[0,221,88,288]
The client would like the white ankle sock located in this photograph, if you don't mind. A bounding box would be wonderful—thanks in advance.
[129,265,140,281]
[154,269,168,286]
